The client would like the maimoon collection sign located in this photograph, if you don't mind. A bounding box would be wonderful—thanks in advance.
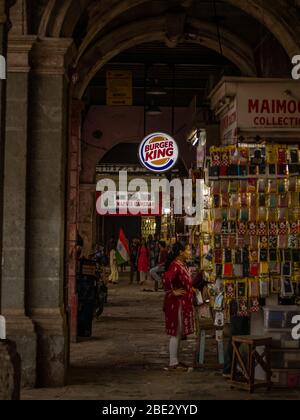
[139,132,179,173]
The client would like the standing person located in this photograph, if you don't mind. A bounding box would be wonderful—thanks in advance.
[148,235,156,269]
[150,241,168,291]
[163,242,195,371]
[130,238,139,284]
[137,238,149,285]
[154,234,160,265]
[108,241,119,284]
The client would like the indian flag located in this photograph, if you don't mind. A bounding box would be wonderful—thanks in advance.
[116,228,130,265]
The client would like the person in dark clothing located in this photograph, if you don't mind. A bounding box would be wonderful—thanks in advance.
[223,300,250,377]
[130,238,140,284]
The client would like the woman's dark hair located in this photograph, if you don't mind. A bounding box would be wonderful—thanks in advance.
[165,241,187,271]
[159,241,166,248]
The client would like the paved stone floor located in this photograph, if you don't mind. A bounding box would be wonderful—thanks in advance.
[22,276,300,400]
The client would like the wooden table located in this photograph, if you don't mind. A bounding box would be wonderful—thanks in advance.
[229,336,273,394]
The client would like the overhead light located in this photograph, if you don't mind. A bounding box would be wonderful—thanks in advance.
[147,79,167,96]
[190,129,207,147]
[146,102,162,116]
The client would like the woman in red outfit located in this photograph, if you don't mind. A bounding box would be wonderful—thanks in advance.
[137,238,149,285]
[163,242,194,370]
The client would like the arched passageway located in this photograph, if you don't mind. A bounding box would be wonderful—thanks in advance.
[0,0,299,391]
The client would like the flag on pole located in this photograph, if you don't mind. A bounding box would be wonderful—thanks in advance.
[116,228,130,265]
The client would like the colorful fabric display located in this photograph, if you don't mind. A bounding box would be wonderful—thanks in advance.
[278,221,289,235]
[269,194,278,208]
[212,181,221,194]
[257,207,267,222]
[269,262,280,274]
[225,281,235,299]
[250,236,259,249]
[260,249,268,262]
[271,276,281,294]
[238,299,249,317]
[260,262,269,275]
[248,222,257,236]
[238,222,247,235]
[269,248,278,262]
[250,263,259,277]
[233,264,243,277]
[260,236,269,249]
[247,179,257,193]
[278,235,288,249]
[266,145,278,164]
[278,147,287,164]
[269,222,278,236]
[260,278,270,298]
[214,220,222,234]
[249,297,260,313]
[240,208,249,222]
[240,180,247,193]
[258,179,267,193]
[288,234,297,248]
[257,221,268,236]
[279,193,289,208]
[268,208,278,222]
[249,279,260,298]
[228,207,238,221]
[250,250,258,263]
[229,235,237,248]
[269,179,277,193]
[214,249,222,264]
[223,263,233,277]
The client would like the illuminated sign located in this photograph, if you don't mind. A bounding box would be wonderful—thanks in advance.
[139,132,178,173]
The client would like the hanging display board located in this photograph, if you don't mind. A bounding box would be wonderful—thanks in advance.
[209,77,300,144]
[106,70,133,106]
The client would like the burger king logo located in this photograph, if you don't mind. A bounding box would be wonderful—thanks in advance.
[139,132,179,173]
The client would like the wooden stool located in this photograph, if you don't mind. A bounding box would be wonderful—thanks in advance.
[229,336,272,394]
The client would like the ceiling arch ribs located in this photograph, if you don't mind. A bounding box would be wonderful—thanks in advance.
[74,16,256,99]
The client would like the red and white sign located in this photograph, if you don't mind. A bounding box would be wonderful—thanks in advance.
[139,132,178,173]
[96,191,162,216]
[209,78,300,143]
[237,83,300,130]
[219,99,238,144]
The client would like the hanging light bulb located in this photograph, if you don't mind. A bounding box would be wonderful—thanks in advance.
[146,101,162,116]
[147,79,167,96]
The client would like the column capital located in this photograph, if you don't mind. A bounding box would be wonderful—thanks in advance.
[7,34,36,72]
[30,37,76,78]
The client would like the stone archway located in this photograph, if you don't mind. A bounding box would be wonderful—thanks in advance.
[39,0,300,60]
[73,17,256,99]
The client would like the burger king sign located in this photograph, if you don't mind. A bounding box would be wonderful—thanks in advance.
[139,132,179,173]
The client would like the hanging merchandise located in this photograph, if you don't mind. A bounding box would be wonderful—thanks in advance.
[207,143,300,322]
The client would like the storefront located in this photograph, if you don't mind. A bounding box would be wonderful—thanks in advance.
[192,77,300,388]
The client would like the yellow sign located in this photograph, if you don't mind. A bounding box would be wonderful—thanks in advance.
[106,70,132,105]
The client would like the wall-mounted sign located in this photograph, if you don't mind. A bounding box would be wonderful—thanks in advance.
[106,70,132,105]
[96,191,162,216]
[139,132,179,173]
[209,77,300,144]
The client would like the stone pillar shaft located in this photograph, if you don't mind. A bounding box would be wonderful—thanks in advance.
[26,38,74,387]
[1,35,37,388]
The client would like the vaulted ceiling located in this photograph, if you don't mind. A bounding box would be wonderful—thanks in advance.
[8,0,300,100]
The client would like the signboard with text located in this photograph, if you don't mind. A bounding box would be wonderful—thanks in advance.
[106,70,132,106]
[209,78,300,143]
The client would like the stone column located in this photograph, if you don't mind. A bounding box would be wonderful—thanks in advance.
[27,38,75,387]
[1,35,37,388]
[67,99,84,343]
[0,339,21,400]
[0,0,8,314]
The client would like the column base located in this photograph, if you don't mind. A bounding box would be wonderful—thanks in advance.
[31,309,69,388]
[0,339,21,400]
[3,311,37,388]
